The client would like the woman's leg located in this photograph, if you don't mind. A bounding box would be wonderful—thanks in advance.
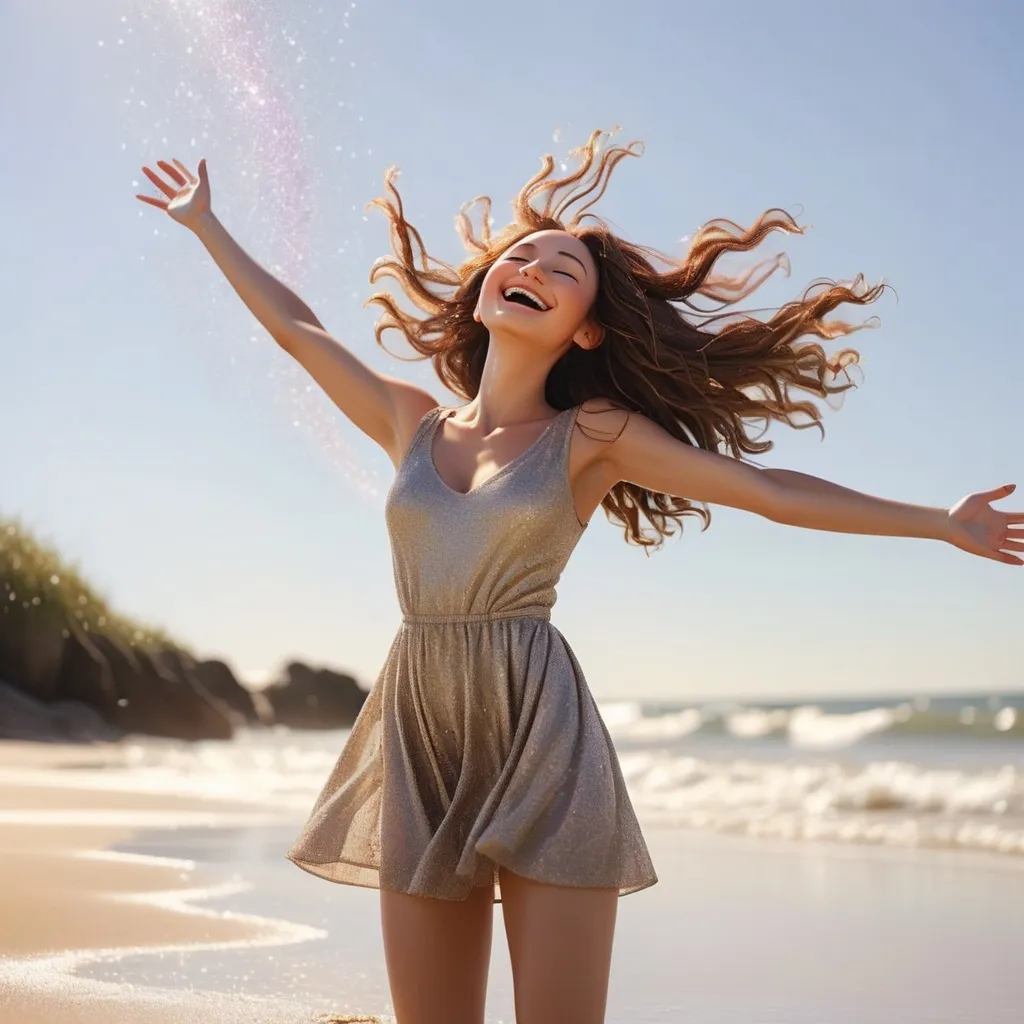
[379,883,494,1024]
[498,868,618,1024]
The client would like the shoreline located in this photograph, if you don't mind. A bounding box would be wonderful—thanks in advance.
[0,741,326,1024]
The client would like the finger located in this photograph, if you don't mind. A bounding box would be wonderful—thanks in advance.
[981,483,1017,502]
[157,159,187,186]
[171,158,197,184]
[142,165,177,198]
[1007,513,1024,524]
[1002,539,1024,552]
[997,551,1024,566]
[135,194,169,209]
[198,157,209,183]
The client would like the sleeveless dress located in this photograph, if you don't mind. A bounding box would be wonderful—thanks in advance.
[286,403,657,901]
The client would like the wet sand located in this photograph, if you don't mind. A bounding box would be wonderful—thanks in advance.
[0,741,321,1023]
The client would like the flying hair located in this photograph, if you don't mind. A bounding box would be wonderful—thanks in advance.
[366,129,890,549]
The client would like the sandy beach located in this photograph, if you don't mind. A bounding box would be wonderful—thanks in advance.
[0,741,324,1024]
[1,738,1023,1023]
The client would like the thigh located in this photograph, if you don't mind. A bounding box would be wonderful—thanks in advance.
[499,868,618,1024]
[379,884,494,1024]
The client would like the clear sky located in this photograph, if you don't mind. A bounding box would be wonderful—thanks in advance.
[2,0,1021,701]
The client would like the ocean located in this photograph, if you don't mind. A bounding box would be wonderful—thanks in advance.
[69,690,1024,859]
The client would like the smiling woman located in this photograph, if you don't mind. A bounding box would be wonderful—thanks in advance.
[135,127,1022,1024]
[475,231,601,349]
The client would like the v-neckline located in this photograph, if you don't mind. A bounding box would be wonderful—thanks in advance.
[428,406,568,497]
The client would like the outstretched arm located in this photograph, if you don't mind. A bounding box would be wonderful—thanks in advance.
[602,413,1024,565]
[136,157,436,465]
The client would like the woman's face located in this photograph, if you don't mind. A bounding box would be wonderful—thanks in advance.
[474,229,602,351]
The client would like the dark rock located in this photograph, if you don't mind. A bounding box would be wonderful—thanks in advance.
[154,648,247,730]
[189,657,274,725]
[0,581,274,742]
[89,633,235,741]
[262,661,367,729]
[0,604,67,703]
[59,624,119,719]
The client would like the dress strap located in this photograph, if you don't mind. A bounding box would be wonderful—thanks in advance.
[397,405,444,471]
[557,404,582,463]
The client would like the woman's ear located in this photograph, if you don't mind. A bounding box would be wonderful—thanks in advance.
[573,319,604,351]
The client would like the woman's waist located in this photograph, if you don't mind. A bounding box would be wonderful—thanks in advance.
[400,604,553,626]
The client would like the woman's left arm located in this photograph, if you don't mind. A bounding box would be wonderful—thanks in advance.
[604,414,1024,566]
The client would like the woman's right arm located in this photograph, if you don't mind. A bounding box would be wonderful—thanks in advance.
[137,158,437,465]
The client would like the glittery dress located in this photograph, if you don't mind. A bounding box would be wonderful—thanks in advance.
[286,403,657,901]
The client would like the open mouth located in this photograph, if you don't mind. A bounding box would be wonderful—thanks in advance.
[501,286,549,312]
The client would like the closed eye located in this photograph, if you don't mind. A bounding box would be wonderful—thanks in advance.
[504,256,578,282]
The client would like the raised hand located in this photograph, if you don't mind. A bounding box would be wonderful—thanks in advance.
[946,483,1024,565]
[135,157,211,231]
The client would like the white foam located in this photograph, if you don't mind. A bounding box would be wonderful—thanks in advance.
[619,751,1024,857]
[597,700,643,729]
[608,708,703,741]
[787,705,899,749]
[0,727,347,813]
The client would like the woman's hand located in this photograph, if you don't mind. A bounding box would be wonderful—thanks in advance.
[946,484,1024,565]
[135,157,211,231]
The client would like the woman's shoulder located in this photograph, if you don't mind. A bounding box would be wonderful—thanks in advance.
[573,398,633,446]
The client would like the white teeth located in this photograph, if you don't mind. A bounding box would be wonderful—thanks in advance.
[502,286,549,311]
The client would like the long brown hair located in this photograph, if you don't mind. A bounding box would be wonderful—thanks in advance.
[367,129,889,549]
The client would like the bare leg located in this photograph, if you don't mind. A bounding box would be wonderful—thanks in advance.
[379,884,494,1024]
[499,868,618,1024]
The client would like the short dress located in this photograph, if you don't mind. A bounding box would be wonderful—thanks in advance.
[286,403,657,901]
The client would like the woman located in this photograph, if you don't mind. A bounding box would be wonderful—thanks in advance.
[137,130,1021,1024]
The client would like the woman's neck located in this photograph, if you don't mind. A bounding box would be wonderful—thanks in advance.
[464,336,561,430]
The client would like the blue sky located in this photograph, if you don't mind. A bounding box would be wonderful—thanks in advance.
[2,0,1021,700]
